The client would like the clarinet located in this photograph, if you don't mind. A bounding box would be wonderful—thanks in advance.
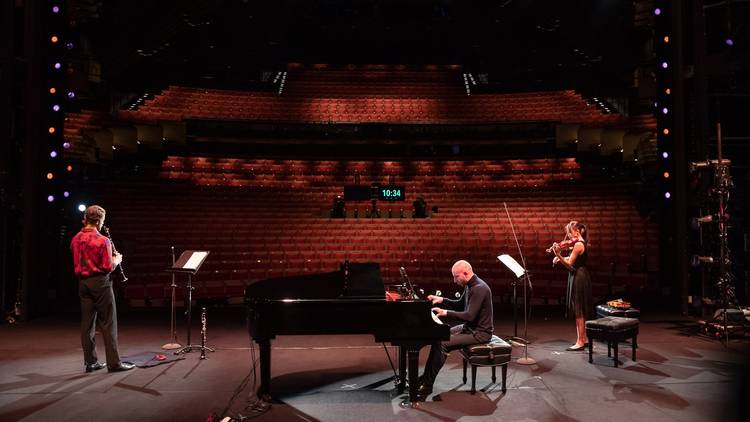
[101,225,128,282]
[200,307,207,360]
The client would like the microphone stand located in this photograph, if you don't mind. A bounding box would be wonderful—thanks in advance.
[162,246,182,350]
[503,202,536,365]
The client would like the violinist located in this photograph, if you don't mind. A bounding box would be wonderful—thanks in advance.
[549,221,593,351]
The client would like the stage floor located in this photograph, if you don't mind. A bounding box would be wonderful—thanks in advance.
[0,308,747,422]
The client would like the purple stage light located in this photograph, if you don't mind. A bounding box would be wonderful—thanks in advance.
[64,191,70,198]
[54,62,62,69]
[66,42,74,50]
[67,91,75,99]
[663,152,669,159]
[665,192,671,199]
[654,8,661,15]
[662,107,669,114]
[50,151,58,158]
[52,105,60,112]
[726,38,734,46]
[63,142,71,149]
[661,62,668,69]
[47,195,55,202]
[53,6,60,13]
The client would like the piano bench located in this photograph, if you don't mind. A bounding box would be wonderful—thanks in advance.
[459,335,511,394]
[585,317,639,368]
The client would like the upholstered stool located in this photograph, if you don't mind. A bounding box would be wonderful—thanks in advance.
[459,335,512,394]
[596,304,641,319]
[585,317,639,367]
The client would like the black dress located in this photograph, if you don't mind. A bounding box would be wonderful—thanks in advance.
[566,240,593,319]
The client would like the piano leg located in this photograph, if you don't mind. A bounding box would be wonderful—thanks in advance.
[400,347,422,408]
[258,339,271,398]
[398,346,406,394]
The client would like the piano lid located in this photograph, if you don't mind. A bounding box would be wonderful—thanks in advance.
[245,262,385,300]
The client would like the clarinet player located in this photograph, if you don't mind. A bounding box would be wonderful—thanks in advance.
[70,205,135,373]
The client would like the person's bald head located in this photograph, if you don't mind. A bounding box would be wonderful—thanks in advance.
[451,260,474,286]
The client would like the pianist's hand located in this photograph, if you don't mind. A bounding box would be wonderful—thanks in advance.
[432,307,447,318]
[427,295,443,305]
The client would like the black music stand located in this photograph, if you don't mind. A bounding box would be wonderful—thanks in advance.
[498,254,536,365]
[166,250,215,356]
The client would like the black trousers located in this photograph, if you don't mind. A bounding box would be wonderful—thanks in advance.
[79,274,121,367]
[421,324,491,387]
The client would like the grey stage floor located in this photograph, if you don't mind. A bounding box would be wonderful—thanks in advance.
[0,308,748,422]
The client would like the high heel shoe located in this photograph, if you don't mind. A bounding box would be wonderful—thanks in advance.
[565,343,587,351]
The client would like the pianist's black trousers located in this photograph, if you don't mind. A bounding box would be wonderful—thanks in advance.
[422,324,491,387]
[79,274,122,368]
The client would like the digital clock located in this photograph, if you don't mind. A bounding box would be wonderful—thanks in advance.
[378,185,406,201]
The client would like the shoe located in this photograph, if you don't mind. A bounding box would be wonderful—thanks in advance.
[416,382,433,399]
[566,344,587,351]
[108,362,136,372]
[85,362,106,373]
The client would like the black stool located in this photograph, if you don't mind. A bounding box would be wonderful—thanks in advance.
[459,335,511,394]
[585,316,639,367]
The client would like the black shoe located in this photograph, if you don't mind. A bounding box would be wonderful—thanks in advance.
[85,362,106,373]
[417,382,433,399]
[108,362,136,372]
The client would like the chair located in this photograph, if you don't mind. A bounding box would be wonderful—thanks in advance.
[459,335,511,394]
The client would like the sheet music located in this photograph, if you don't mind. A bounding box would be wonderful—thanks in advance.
[184,251,208,270]
[498,254,526,278]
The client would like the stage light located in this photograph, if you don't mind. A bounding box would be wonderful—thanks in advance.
[663,36,670,43]
[662,107,669,114]
[48,127,56,134]
[50,151,58,158]
[654,8,661,15]
[78,204,86,212]
[665,88,671,95]
[52,105,60,112]
[725,38,734,46]
[661,62,668,69]
[663,172,670,178]
[47,172,54,180]
[54,62,61,69]
[48,195,55,202]
[63,191,70,198]
[663,152,669,158]
[63,142,71,149]
[665,192,671,199]
[67,91,76,99]
[66,165,73,171]
[51,36,59,43]
[66,42,74,50]
[663,128,669,135]
[49,87,57,94]
[52,6,60,13]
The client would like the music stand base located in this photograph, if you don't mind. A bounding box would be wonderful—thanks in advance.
[517,357,537,365]
[174,344,215,356]
[162,342,182,350]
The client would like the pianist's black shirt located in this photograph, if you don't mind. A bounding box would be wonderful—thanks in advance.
[442,274,494,338]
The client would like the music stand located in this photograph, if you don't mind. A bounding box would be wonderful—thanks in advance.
[498,254,536,365]
[162,246,182,350]
[166,250,215,356]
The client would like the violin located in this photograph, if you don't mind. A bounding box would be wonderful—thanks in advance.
[545,238,578,254]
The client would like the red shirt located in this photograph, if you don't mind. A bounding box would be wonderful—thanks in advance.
[71,227,114,278]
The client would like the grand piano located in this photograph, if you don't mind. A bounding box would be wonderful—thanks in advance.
[245,262,450,405]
